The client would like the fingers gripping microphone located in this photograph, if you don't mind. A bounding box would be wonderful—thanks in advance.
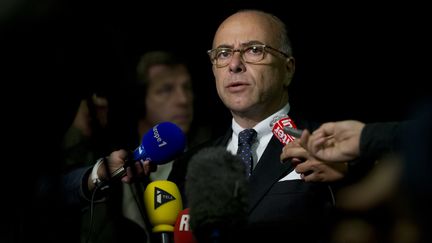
[185,146,249,242]
[144,180,183,243]
[111,122,186,179]
[174,208,197,243]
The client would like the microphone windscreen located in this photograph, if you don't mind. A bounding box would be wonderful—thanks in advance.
[133,121,186,164]
[174,208,197,243]
[185,146,248,237]
[144,180,183,233]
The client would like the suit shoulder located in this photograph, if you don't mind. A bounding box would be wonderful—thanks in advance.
[168,135,226,184]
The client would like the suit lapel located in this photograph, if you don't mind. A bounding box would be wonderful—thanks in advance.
[213,122,313,214]
[247,134,294,213]
[212,128,232,146]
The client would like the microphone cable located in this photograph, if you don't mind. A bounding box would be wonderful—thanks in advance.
[85,157,112,243]
[85,181,107,243]
[128,177,153,241]
[85,158,153,243]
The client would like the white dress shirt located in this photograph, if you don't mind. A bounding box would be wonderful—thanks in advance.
[226,103,301,180]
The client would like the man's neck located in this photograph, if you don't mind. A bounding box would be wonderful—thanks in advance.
[232,100,289,128]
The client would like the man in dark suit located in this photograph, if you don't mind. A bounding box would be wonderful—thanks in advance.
[169,9,342,242]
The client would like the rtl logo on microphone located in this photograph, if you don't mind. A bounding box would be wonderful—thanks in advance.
[155,187,176,209]
[174,208,197,243]
[177,212,190,232]
[272,116,296,145]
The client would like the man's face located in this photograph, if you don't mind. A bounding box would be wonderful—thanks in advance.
[145,64,194,134]
[211,11,294,120]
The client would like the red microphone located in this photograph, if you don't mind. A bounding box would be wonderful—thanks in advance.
[173,208,196,243]
[271,115,307,166]
[270,115,298,145]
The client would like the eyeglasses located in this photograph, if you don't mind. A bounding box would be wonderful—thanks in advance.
[207,44,290,68]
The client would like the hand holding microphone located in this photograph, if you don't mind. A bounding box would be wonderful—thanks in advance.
[273,116,347,182]
[89,121,186,188]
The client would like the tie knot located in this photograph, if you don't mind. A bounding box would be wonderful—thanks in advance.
[238,129,257,146]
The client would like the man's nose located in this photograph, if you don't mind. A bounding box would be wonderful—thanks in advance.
[229,51,246,73]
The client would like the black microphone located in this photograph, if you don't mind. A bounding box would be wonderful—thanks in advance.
[185,146,249,243]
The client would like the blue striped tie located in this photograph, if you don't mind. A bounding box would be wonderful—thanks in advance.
[237,129,257,177]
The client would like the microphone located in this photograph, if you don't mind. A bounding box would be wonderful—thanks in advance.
[269,115,298,145]
[132,121,186,163]
[174,208,197,243]
[144,180,183,243]
[270,115,309,167]
[185,146,248,242]
[110,121,186,180]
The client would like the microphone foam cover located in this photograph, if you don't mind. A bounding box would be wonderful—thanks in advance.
[185,146,248,232]
[136,121,186,164]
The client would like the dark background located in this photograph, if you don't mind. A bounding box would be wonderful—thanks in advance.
[2,0,431,137]
[1,1,430,242]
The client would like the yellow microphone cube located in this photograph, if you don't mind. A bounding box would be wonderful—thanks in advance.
[144,180,183,233]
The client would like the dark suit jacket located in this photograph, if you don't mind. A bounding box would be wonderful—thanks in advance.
[59,167,151,243]
[169,113,335,242]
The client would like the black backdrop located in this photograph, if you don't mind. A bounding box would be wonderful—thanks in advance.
[3,0,430,133]
[1,1,431,242]
[69,1,431,130]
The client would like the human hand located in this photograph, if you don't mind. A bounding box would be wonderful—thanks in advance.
[120,160,157,183]
[105,150,157,183]
[89,149,157,190]
[299,121,365,163]
[281,140,347,182]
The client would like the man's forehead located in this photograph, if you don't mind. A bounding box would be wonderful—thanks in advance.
[214,14,275,48]
[149,64,187,79]
[148,65,190,85]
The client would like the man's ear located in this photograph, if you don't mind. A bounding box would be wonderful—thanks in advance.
[286,57,295,74]
[284,57,295,87]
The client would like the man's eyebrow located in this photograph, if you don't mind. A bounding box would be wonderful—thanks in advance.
[241,40,264,46]
[215,44,233,49]
[215,41,264,49]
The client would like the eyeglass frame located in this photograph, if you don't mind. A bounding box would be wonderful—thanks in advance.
[207,44,291,68]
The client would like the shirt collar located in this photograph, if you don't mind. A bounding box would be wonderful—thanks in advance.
[231,102,291,139]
